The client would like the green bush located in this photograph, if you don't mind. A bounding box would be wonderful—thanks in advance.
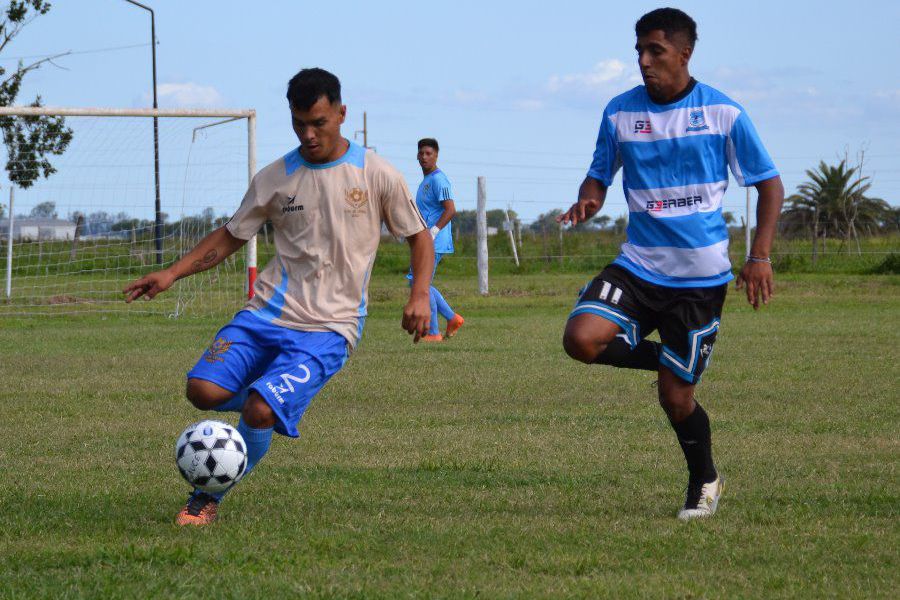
[869,253,900,274]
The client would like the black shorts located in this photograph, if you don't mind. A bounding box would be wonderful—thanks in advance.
[570,264,727,384]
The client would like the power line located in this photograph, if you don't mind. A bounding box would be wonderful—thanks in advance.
[382,154,585,171]
[0,42,153,62]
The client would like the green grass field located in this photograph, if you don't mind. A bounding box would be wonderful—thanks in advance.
[0,271,898,598]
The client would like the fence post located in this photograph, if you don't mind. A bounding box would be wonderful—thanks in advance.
[476,176,488,295]
[558,221,564,266]
[505,205,519,267]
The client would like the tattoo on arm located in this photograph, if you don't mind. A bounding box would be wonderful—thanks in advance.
[190,249,218,273]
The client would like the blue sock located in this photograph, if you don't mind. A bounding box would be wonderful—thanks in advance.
[428,288,440,335]
[237,417,273,475]
[213,388,248,413]
[431,286,455,320]
[208,417,273,501]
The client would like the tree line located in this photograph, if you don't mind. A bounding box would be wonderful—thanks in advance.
[526,158,897,250]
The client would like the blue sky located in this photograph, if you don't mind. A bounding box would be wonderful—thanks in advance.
[4,0,899,224]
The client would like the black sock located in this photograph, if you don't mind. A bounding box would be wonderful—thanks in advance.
[671,402,717,485]
[593,338,660,371]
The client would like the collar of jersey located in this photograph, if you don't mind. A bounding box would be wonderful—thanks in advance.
[284,139,365,175]
[645,77,698,108]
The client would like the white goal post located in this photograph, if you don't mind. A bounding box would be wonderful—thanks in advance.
[0,106,259,317]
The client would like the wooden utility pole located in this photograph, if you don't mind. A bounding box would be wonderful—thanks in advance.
[355,111,368,148]
[362,112,367,148]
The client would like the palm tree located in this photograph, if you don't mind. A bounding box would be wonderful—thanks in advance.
[781,160,890,260]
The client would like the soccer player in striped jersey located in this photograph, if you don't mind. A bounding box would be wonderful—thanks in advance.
[124,68,433,526]
[559,8,784,520]
[412,138,464,341]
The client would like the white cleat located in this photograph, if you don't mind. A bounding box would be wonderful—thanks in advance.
[678,476,723,521]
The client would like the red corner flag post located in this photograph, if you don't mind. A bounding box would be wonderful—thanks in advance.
[246,112,258,299]
[247,234,257,299]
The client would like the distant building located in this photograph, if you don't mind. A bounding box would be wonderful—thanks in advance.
[0,218,77,241]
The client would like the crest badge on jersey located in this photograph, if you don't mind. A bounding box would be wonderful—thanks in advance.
[686,109,709,132]
[344,187,369,217]
[204,337,233,363]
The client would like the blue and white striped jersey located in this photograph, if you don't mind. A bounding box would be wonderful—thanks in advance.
[416,168,454,254]
[588,80,778,287]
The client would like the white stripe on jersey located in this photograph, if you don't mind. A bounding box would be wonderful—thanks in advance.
[626,181,727,217]
[609,104,741,143]
[620,239,731,280]
[726,136,745,186]
[610,287,623,305]
[599,281,612,300]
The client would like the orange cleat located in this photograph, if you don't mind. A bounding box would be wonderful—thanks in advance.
[445,314,465,338]
[175,492,219,526]
[421,334,444,342]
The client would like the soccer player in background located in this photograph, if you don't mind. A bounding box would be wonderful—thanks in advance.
[558,8,784,520]
[124,68,434,526]
[411,138,464,341]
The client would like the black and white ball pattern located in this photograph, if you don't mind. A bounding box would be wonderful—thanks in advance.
[175,420,247,493]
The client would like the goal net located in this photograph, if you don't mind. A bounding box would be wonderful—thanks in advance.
[0,107,257,318]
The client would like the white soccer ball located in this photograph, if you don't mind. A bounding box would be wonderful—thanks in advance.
[175,420,247,493]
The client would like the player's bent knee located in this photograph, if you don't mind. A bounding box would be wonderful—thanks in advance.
[242,394,276,429]
[563,334,592,363]
[563,315,621,364]
[562,326,604,364]
[186,378,232,411]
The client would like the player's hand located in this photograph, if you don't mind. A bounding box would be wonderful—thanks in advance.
[735,260,774,310]
[429,225,440,239]
[123,269,176,303]
[557,197,602,227]
[402,292,431,343]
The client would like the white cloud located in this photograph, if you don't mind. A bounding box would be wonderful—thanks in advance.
[875,89,900,100]
[546,59,637,93]
[514,98,544,111]
[151,82,224,108]
[508,58,641,110]
[452,89,489,105]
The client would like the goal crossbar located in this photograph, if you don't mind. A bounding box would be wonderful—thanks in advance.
[1,105,259,317]
[0,107,255,119]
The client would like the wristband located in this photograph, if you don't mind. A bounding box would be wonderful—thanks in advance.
[429,226,440,239]
[746,255,771,264]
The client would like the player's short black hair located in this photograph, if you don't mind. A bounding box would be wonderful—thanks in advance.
[418,138,439,152]
[635,8,698,48]
[286,68,342,111]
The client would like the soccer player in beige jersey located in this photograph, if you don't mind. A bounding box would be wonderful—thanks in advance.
[123,68,434,526]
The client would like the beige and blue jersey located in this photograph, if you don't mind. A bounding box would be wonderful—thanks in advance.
[226,140,426,349]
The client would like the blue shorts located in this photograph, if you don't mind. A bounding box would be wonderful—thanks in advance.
[187,310,348,437]
[406,253,443,283]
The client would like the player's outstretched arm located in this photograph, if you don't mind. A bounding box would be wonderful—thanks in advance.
[736,175,785,310]
[123,226,247,303]
[402,229,434,342]
[557,176,608,226]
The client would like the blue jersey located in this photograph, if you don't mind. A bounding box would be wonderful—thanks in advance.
[416,169,454,254]
[588,80,778,287]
